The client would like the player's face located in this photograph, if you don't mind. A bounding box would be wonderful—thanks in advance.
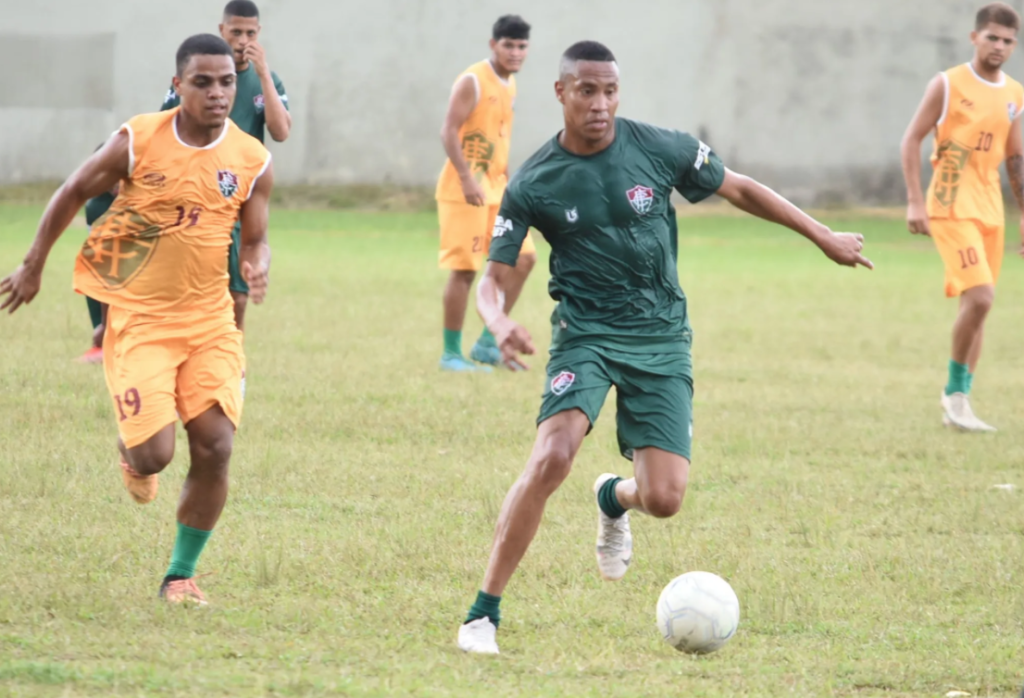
[220,16,261,68]
[491,37,529,74]
[971,23,1018,69]
[556,61,620,143]
[174,55,237,129]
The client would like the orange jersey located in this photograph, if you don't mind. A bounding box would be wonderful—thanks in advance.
[435,60,516,205]
[927,63,1024,224]
[74,109,270,319]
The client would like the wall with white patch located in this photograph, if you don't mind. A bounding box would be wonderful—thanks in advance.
[1,0,1021,204]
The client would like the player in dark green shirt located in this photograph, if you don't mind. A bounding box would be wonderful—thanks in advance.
[457,41,873,655]
[81,0,289,344]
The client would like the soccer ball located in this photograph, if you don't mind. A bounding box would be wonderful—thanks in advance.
[656,571,740,654]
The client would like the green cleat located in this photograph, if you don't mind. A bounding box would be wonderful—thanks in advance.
[440,352,492,373]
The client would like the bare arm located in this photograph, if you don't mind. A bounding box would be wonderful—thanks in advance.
[243,43,291,142]
[901,74,945,236]
[441,75,486,206]
[1005,115,1024,256]
[715,168,873,269]
[1,132,129,313]
[477,260,535,369]
[238,159,274,304]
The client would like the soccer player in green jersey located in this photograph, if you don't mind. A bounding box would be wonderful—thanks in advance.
[457,41,873,654]
[160,0,290,331]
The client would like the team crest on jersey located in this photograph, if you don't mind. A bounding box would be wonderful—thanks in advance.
[626,185,655,215]
[79,207,161,290]
[254,94,265,113]
[217,170,240,198]
[566,207,579,223]
[932,140,972,209]
[550,371,576,396]
[1010,102,1018,121]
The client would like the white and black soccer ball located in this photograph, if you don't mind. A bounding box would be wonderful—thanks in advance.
[656,571,740,654]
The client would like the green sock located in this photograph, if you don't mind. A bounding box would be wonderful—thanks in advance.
[945,359,970,396]
[966,372,974,395]
[466,590,501,626]
[166,522,213,579]
[597,476,627,519]
[443,328,462,357]
[477,327,496,347]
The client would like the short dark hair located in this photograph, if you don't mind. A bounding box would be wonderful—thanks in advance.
[562,40,616,63]
[176,34,234,77]
[493,15,530,41]
[976,2,1020,31]
[224,0,259,19]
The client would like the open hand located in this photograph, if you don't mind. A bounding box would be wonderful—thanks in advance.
[819,231,873,269]
[493,317,535,371]
[0,263,43,314]
[241,260,269,304]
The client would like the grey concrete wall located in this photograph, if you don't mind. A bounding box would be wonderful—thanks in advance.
[2,0,1023,204]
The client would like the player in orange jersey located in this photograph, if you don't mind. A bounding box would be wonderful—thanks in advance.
[1,34,274,604]
[436,15,537,372]
[901,2,1024,432]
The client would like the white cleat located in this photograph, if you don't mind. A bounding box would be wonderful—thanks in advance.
[458,617,500,655]
[941,391,997,432]
[593,473,633,581]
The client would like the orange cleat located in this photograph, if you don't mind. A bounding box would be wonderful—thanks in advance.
[159,577,208,605]
[76,346,104,364]
[119,459,158,504]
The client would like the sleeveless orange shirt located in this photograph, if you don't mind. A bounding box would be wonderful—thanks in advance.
[435,60,516,205]
[927,63,1024,224]
[74,109,271,319]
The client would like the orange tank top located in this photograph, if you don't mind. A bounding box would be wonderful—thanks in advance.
[435,60,516,205]
[927,63,1024,224]
[74,109,270,319]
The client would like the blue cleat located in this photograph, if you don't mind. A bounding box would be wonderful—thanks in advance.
[440,352,492,373]
[469,340,502,367]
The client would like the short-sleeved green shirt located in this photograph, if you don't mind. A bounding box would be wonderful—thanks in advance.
[161,64,288,143]
[489,118,725,353]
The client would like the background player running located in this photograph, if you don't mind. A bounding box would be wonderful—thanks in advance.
[435,15,537,372]
[78,0,289,355]
[457,40,873,655]
[901,2,1023,432]
[1,34,274,605]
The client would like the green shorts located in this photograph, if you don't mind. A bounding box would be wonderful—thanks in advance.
[538,343,694,461]
[228,222,249,295]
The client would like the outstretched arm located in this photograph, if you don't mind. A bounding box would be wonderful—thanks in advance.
[477,260,535,370]
[901,74,945,237]
[715,169,873,269]
[0,132,129,313]
[238,159,275,304]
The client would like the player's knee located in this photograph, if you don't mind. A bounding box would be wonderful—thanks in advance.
[528,442,575,493]
[965,285,995,314]
[130,444,174,476]
[642,487,685,519]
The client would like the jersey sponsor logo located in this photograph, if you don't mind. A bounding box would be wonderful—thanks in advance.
[960,98,974,110]
[932,139,972,209]
[493,215,513,238]
[566,206,579,223]
[140,172,166,187]
[254,94,265,113]
[550,371,576,396]
[694,141,712,171]
[217,170,240,198]
[79,208,162,290]
[1010,102,1019,121]
[462,130,496,175]
[626,185,655,215]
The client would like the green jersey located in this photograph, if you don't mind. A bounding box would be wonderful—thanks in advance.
[160,64,288,142]
[489,118,725,353]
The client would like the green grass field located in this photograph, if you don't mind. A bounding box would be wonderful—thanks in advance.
[1,204,1023,697]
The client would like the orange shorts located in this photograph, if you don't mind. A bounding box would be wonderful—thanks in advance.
[930,219,1004,297]
[438,201,537,271]
[103,306,245,448]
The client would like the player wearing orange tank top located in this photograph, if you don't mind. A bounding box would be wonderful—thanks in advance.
[901,3,1024,432]
[0,34,274,605]
[435,15,537,372]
